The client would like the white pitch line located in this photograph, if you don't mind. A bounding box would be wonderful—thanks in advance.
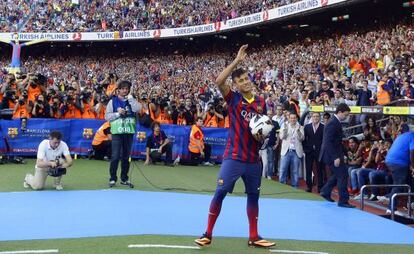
[128,244,200,250]
[0,250,59,254]
[269,250,329,254]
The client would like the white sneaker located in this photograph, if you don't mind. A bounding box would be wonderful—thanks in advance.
[386,209,406,217]
[173,156,180,166]
[23,174,29,188]
[54,184,63,190]
[353,193,368,200]
[377,195,390,204]
[202,162,214,166]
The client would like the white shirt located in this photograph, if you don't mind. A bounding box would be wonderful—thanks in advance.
[36,140,70,168]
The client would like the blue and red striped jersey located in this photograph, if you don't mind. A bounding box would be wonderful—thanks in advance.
[223,90,266,163]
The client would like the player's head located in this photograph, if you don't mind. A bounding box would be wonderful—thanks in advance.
[49,131,62,150]
[196,116,203,127]
[117,80,131,97]
[231,68,252,94]
[335,103,351,121]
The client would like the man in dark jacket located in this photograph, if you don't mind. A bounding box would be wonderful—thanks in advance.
[319,103,355,208]
[303,112,325,193]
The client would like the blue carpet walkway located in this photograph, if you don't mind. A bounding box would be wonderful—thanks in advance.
[0,190,413,244]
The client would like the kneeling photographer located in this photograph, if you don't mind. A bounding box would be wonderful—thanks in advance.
[23,131,73,190]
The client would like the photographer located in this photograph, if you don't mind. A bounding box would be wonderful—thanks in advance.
[101,73,118,97]
[172,104,187,125]
[149,95,171,124]
[137,93,153,127]
[24,73,45,103]
[31,94,51,118]
[61,94,82,119]
[49,95,62,119]
[94,94,109,120]
[1,90,17,110]
[12,91,32,119]
[23,131,73,190]
[105,80,141,188]
[79,88,96,119]
[202,102,224,128]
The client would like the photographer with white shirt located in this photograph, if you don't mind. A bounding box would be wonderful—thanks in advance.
[23,131,73,190]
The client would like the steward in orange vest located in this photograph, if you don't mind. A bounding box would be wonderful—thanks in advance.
[92,122,112,160]
[176,117,213,166]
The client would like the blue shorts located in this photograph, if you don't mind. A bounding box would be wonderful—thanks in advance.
[216,159,262,194]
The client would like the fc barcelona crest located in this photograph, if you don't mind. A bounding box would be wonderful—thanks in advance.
[83,128,93,139]
[136,131,147,142]
[7,128,18,138]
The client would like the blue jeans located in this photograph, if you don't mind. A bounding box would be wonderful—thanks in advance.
[266,147,275,177]
[387,163,412,211]
[369,170,392,196]
[357,168,375,194]
[349,167,362,190]
[279,150,301,187]
[347,165,359,189]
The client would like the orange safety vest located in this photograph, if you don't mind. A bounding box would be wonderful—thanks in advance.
[150,107,170,124]
[106,82,116,96]
[92,122,110,146]
[96,105,106,120]
[63,104,82,119]
[28,85,42,102]
[377,81,390,105]
[204,114,218,128]
[188,125,204,154]
[13,103,29,119]
[177,116,187,125]
[82,102,96,119]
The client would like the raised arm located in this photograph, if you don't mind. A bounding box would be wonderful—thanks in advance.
[215,44,248,97]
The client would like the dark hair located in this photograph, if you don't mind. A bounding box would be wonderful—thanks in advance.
[151,121,161,130]
[335,103,351,114]
[231,68,247,81]
[196,116,203,121]
[49,131,62,140]
[348,136,359,144]
[117,80,132,90]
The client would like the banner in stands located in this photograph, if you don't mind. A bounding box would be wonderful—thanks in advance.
[0,0,348,42]
[0,119,229,163]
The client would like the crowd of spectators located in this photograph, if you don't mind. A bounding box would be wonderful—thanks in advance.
[1,20,414,129]
[0,0,301,32]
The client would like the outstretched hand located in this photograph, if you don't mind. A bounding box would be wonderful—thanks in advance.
[235,44,248,63]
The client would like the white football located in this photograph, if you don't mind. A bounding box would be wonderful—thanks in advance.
[249,115,273,138]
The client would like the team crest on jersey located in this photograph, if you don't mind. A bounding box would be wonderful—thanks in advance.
[7,128,18,138]
[83,128,93,139]
[217,179,224,186]
[136,131,147,142]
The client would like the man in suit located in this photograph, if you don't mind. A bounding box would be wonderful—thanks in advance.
[279,112,304,187]
[319,103,355,208]
[303,112,325,193]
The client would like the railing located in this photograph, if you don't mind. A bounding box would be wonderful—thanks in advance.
[360,184,411,221]
[390,193,414,220]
